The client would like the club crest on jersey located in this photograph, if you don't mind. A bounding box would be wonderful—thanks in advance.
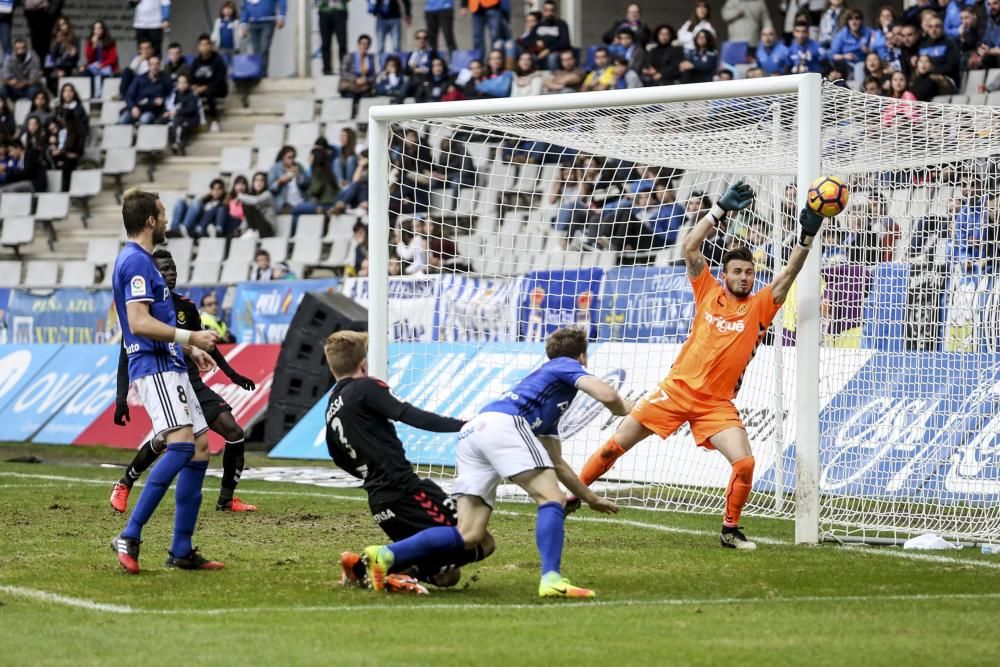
[704,312,745,333]
[177,310,187,325]
[736,303,749,315]
[130,275,146,297]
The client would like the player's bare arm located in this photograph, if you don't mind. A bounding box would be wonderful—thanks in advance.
[769,208,825,305]
[125,300,219,351]
[681,181,756,279]
[537,435,619,514]
[576,376,633,416]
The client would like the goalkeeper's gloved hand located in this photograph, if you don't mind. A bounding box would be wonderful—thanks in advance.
[114,400,130,426]
[718,180,755,212]
[230,373,256,392]
[799,208,824,246]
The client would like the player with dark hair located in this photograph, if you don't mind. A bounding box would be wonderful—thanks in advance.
[361,326,632,598]
[573,181,824,549]
[326,330,494,594]
[110,188,222,573]
[110,248,258,514]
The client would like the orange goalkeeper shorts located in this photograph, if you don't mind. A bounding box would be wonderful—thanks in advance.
[631,379,744,449]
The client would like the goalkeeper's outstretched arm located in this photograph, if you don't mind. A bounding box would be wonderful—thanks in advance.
[769,208,824,305]
[681,181,756,279]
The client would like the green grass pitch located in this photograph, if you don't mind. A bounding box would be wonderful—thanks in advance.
[2,444,999,666]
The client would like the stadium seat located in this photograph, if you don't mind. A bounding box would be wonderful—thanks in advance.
[357,97,393,121]
[220,257,250,283]
[100,124,135,150]
[323,214,357,242]
[101,77,122,101]
[0,259,21,284]
[252,123,285,148]
[13,98,31,126]
[290,238,321,265]
[275,215,293,238]
[173,258,191,286]
[968,93,988,106]
[196,237,227,262]
[988,91,1000,106]
[61,76,93,102]
[294,214,324,239]
[157,191,186,225]
[136,124,168,152]
[931,94,952,104]
[287,122,320,146]
[313,75,341,100]
[187,169,221,196]
[259,237,289,262]
[190,260,221,284]
[720,41,749,65]
[227,235,256,264]
[964,69,987,94]
[221,146,253,173]
[450,49,476,73]
[86,238,121,265]
[69,169,102,225]
[60,260,95,287]
[23,260,58,286]
[321,98,353,122]
[255,145,281,171]
[950,94,969,104]
[324,122,354,145]
[166,237,194,265]
[46,170,63,193]
[1,216,36,256]
[100,101,126,126]
[102,148,137,199]
[283,100,315,124]
[1,193,34,218]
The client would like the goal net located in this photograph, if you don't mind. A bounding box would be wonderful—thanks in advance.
[366,76,1000,545]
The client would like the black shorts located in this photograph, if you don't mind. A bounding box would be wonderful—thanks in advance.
[190,374,232,426]
[370,479,457,542]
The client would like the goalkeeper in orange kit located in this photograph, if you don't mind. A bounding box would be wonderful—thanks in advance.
[574,181,824,549]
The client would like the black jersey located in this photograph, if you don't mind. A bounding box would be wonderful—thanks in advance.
[325,376,464,504]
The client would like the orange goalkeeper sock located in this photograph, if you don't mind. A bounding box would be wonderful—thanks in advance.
[723,456,755,528]
[579,438,627,486]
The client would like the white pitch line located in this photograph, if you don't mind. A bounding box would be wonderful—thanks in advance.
[4,471,1000,570]
[3,584,1000,616]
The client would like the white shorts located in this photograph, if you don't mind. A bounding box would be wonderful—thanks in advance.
[452,412,553,508]
[134,371,209,439]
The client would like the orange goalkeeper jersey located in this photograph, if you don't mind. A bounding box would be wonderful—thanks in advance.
[664,265,781,401]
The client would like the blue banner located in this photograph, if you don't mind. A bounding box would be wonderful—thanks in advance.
[861,263,909,351]
[596,265,694,342]
[0,287,11,344]
[517,268,603,341]
[0,345,119,443]
[434,274,519,342]
[0,345,64,415]
[230,278,340,343]
[4,289,118,344]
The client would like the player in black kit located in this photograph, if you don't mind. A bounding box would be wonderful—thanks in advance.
[109,249,259,514]
[325,330,495,594]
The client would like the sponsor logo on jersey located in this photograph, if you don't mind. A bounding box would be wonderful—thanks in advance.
[372,508,396,523]
[704,312,746,333]
[130,276,146,297]
[124,343,139,354]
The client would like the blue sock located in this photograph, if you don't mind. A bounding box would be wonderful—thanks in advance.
[388,526,465,567]
[536,501,565,576]
[122,442,194,541]
[171,459,208,557]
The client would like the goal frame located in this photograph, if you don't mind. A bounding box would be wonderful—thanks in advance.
[366,73,824,544]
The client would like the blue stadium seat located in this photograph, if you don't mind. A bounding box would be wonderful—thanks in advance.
[450,49,477,73]
[720,41,749,66]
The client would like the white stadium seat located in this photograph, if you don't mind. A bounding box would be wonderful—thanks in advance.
[283,100,315,124]
[1,216,35,253]
[166,237,195,265]
[221,146,253,174]
[23,260,58,286]
[60,261,96,287]
[252,123,285,148]
[189,260,221,284]
[34,193,70,221]
[227,236,257,264]
[196,238,227,263]
[287,122,320,146]
[220,258,250,283]
[86,238,121,265]
[0,193,33,218]
[136,124,169,153]
[0,260,22,285]
[258,237,288,262]
[101,124,135,150]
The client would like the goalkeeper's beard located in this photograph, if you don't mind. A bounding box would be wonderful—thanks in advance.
[726,280,753,298]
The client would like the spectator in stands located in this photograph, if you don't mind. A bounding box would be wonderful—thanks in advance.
[412,56,451,102]
[241,171,277,236]
[23,0,58,62]
[722,0,774,49]
[919,14,960,84]
[171,178,231,237]
[19,115,44,149]
[332,127,358,188]
[397,216,428,274]
[191,34,228,132]
[642,24,683,85]
[610,28,644,72]
[756,26,790,75]
[830,9,873,76]
[198,293,234,342]
[0,1,11,60]
[959,6,984,70]
[603,4,651,48]
[212,1,244,61]
[163,72,199,154]
[0,37,43,101]
[581,47,613,92]
[679,29,718,84]
[132,0,171,55]
[869,192,898,261]
[223,174,250,234]
[0,140,44,192]
[120,38,153,99]
[251,249,272,280]
[869,6,897,59]
[477,48,512,97]
[532,0,572,70]
[290,146,339,233]
[271,261,297,279]
[55,82,88,134]
[510,10,541,60]
[120,53,171,125]
[46,16,79,92]
[390,127,433,214]
[910,52,955,100]
[882,71,919,124]
[162,41,190,83]
[241,0,286,76]
[425,0,457,54]
[406,29,436,78]
[339,34,376,111]
[880,22,907,73]
[863,52,888,87]
[330,149,369,214]
[512,52,544,96]
[981,0,1000,68]
[647,181,685,249]
[268,145,309,214]
[347,220,368,275]
[455,58,485,98]
[541,48,583,93]
[0,100,15,142]
[466,0,508,61]
[610,56,641,88]
[678,2,716,52]
[81,21,119,97]
[26,88,51,126]
[428,221,468,272]
[862,76,882,95]
[314,0,347,76]
[431,134,477,199]
[818,0,844,49]
[900,23,921,73]
[45,116,78,190]
[376,54,406,98]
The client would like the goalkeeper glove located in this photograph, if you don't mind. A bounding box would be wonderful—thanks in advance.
[114,400,130,426]
[717,181,755,213]
[799,208,824,247]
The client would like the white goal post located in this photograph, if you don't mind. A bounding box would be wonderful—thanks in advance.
[363,73,1000,546]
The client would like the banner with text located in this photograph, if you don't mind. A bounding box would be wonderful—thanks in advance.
[230,279,340,343]
[342,276,438,342]
[4,288,119,345]
[517,268,604,342]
